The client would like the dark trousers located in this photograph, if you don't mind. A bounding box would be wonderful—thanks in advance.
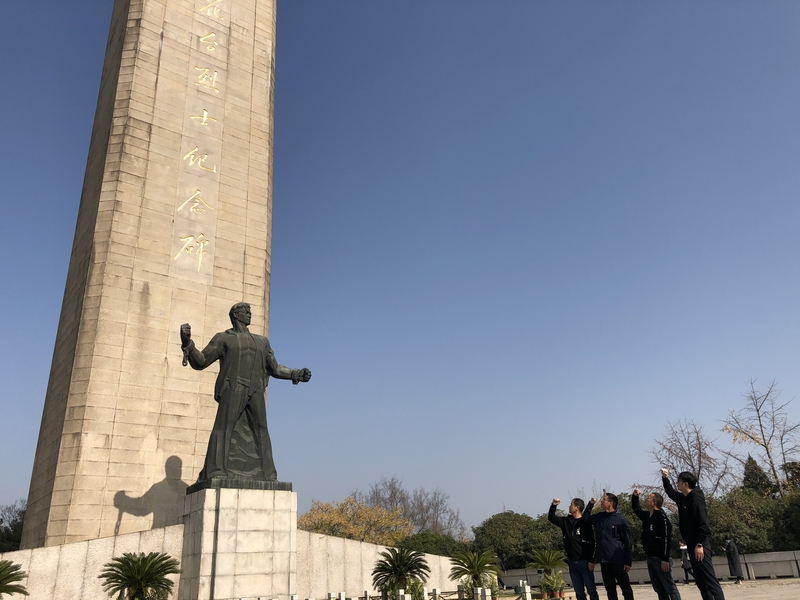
[646,557,682,600]
[688,545,725,600]
[600,563,634,600]
[682,565,693,583]
[567,559,599,600]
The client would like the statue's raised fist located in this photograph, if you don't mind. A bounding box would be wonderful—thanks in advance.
[180,323,192,345]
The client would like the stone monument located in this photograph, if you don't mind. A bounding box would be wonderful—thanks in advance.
[2,2,461,598]
[22,0,282,550]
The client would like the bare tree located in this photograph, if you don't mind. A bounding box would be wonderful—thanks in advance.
[0,499,26,552]
[354,476,467,539]
[722,379,800,496]
[651,418,733,496]
[407,487,465,535]
[361,476,407,513]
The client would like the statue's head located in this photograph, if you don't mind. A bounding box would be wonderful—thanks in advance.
[229,302,252,326]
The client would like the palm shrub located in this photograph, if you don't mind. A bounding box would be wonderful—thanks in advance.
[449,550,502,591]
[98,552,181,600]
[372,547,430,599]
[526,549,567,575]
[539,571,566,596]
[404,578,425,600]
[550,572,565,592]
[0,560,28,598]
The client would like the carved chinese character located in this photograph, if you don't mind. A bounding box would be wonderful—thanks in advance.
[178,189,214,215]
[199,0,223,20]
[189,109,217,127]
[182,147,217,173]
[174,233,211,272]
[200,32,218,52]
[195,67,220,92]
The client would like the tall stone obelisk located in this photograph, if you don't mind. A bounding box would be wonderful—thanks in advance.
[22,0,278,548]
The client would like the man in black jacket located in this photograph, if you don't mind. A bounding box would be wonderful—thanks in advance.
[586,492,634,600]
[548,497,599,600]
[661,468,725,600]
[632,489,682,600]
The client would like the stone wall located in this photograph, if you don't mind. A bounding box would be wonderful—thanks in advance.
[1,525,455,600]
[0,524,183,599]
[296,531,455,599]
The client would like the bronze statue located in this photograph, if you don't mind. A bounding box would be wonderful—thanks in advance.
[180,302,311,483]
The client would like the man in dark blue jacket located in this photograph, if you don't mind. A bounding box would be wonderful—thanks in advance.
[548,497,599,600]
[587,492,634,600]
[632,489,681,600]
[661,469,725,600]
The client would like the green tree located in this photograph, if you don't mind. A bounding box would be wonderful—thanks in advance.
[98,552,181,600]
[782,462,800,491]
[397,531,468,557]
[770,490,800,550]
[449,551,502,591]
[472,511,543,570]
[0,560,29,598]
[299,496,412,545]
[0,500,25,553]
[372,548,430,597]
[706,488,774,553]
[528,513,565,553]
[742,454,774,496]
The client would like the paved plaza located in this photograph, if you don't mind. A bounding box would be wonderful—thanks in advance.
[608,580,800,600]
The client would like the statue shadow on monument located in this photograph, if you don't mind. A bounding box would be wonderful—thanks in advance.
[113,455,189,534]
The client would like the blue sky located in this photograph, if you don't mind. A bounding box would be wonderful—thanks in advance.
[2,1,800,530]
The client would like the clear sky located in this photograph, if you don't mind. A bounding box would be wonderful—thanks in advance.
[2,1,800,530]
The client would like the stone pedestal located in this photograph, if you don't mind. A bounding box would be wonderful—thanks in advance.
[180,487,297,600]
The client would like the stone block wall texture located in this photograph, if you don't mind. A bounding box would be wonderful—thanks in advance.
[295,531,454,600]
[6,527,800,600]
[0,524,183,599]
[1,524,455,600]
[180,488,297,600]
[22,0,278,549]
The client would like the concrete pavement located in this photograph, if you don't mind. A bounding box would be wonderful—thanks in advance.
[612,580,800,600]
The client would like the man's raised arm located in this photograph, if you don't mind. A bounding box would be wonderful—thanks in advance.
[548,499,563,526]
[660,468,681,503]
[631,489,647,520]
[584,497,596,517]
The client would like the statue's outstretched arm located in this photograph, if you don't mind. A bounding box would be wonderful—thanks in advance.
[266,348,311,384]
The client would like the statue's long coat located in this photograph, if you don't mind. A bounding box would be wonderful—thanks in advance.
[186,329,294,481]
